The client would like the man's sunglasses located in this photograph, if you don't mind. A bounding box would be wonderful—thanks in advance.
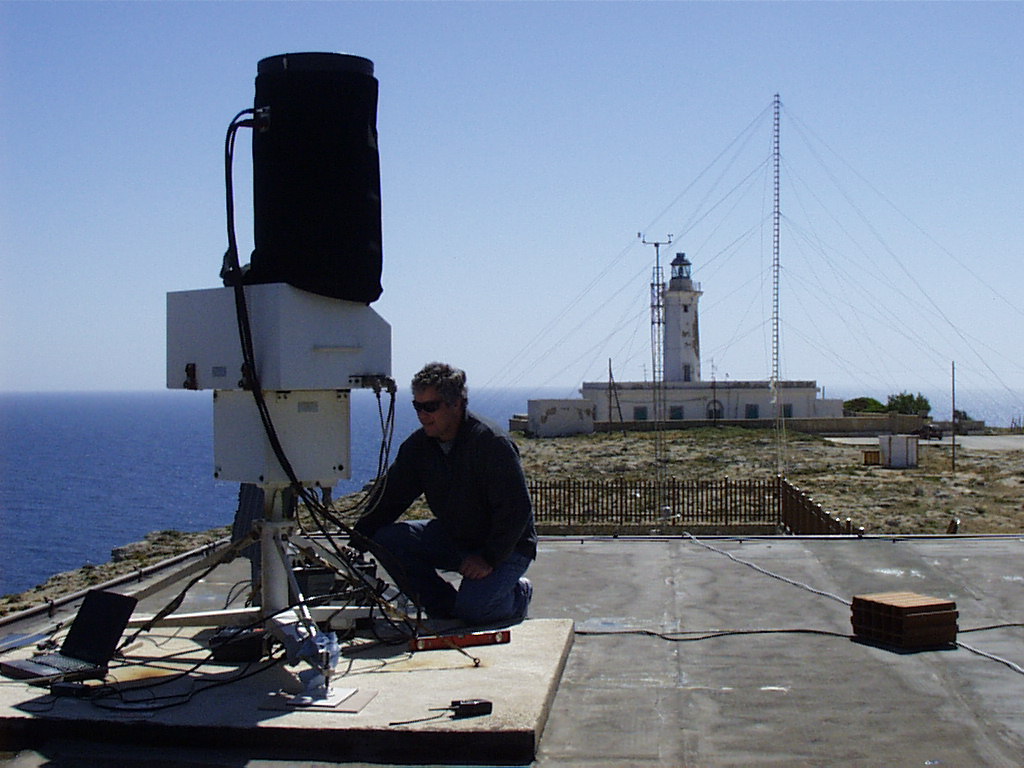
[412,399,445,413]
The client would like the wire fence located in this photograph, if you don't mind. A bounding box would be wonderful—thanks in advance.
[529,477,855,535]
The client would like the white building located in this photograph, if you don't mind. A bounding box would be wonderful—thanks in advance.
[580,378,841,423]
[580,253,843,423]
[526,399,596,437]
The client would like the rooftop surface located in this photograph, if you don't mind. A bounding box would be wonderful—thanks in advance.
[2,533,1023,766]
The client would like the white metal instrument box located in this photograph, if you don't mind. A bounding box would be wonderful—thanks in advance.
[212,389,351,484]
[166,284,391,391]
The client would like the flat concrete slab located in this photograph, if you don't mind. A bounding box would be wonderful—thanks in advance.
[0,557,572,765]
[532,535,1024,766]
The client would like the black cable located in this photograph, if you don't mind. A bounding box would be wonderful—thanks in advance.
[90,651,285,713]
[24,115,423,720]
[574,627,852,642]
[224,579,253,609]
[92,589,351,709]
[683,533,852,606]
[388,710,449,727]
[960,622,1024,633]
[219,109,370,548]
[117,562,220,652]
[573,626,1024,677]
[117,532,259,652]
[218,111,425,643]
[220,108,312,510]
[220,108,255,285]
[955,640,1024,676]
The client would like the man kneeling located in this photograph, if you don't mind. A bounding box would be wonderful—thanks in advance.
[353,362,535,625]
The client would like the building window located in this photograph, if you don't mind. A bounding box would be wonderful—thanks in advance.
[669,406,684,420]
[745,404,759,419]
[707,400,723,419]
[682,364,692,382]
[634,406,648,421]
[683,304,689,312]
[782,403,793,418]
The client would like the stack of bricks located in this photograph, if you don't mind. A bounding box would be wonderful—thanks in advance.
[851,591,958,650]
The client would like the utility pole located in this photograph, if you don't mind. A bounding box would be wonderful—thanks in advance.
[606,359,612,428]
[608,358,626,437]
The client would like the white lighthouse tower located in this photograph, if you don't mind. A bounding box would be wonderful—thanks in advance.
[663,252,702,382]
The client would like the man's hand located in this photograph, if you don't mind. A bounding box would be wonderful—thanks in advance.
[459,554,494,580]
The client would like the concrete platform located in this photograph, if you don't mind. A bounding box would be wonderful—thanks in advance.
[3,534,1024,766]
[0,556,572,765]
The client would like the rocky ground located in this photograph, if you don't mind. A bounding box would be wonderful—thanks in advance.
[0,528,232,617]
[515,427,1024,535]
[4,428,1021,616]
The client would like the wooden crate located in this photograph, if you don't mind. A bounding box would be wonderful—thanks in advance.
[851,591,958,649]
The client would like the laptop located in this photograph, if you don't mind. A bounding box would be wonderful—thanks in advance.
[0,589,138,685]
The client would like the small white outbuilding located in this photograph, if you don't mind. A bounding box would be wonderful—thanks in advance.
[879,434,919,468]
[527,399,596,438]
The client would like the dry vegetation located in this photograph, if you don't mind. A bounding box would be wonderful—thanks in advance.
[516,427,1024,535]
[4,428,1021,616]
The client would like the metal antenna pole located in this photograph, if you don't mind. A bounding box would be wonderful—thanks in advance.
[711,358,718,426]
[951,360,957,473]
[770,94,784,475]
[640,233,672,485]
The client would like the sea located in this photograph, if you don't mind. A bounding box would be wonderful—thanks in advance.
[0,388,553,597]
[1,386,1019,597]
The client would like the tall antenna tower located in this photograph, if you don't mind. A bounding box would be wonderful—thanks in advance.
[640,233,672,477]
[770,93,785,473]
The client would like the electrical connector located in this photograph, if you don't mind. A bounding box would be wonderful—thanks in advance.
[449,698,492,719]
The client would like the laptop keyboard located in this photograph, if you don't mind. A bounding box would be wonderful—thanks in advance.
[38,654,100,673]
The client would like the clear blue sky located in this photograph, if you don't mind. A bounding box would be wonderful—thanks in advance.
[2,2,1022,420]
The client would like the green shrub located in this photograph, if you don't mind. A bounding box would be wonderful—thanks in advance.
[844,396,886,413]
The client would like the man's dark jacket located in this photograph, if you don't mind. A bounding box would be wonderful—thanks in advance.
[354,411,537,567]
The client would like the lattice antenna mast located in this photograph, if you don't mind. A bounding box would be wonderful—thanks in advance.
[771,93,784,473]
[771,95,781,398]
[640,232,672,477]
[641,235,672,386]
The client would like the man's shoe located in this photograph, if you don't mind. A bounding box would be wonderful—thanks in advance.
[512,577,533,623]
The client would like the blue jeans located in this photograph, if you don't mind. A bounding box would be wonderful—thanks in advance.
[372,519,532,625]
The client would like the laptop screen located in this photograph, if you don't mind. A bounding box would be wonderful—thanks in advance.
[60,590,138,665]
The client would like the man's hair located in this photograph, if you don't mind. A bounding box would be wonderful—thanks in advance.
[411,362,468,405]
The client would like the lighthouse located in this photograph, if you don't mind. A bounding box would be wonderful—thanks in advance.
[574,249,843,428]
[663,252,702,382]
